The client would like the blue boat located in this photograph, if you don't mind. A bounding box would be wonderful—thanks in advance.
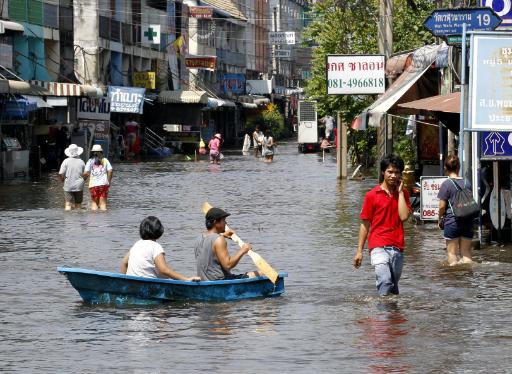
[58,267,287,305]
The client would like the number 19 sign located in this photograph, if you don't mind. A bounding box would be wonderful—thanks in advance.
[420,176,448,221]
[326,55,385,95]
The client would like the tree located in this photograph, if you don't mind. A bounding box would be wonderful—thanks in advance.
[303,0,435,165]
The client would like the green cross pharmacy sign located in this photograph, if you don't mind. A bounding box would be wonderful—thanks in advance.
[142,24,160,44]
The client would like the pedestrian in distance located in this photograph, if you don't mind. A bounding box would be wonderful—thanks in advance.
[82,144,113,211]
[437,154,475,266]
[195,207,260,281]
[262,131,275,163]
[252,126,264,157]
[353,154,412,296]
[120,216,200,281]
[58,144,86,211]
[208,133,222,164]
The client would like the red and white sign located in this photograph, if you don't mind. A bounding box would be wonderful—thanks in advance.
[185,55,216,71]
[420,176,448,220]
[190,6,213,19]
[326,55,385,95]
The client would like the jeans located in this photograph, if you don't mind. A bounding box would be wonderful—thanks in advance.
[370,247,404,296]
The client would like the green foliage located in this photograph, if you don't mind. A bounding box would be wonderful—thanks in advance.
[247,104,286,139]
[393,119,416,166]
[303,0,435,165]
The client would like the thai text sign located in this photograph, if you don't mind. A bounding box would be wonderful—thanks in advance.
[423,8,501,37]
[77,97,110,120]
[274,50,291,58]
[185,55,216,70]
[222,74,245,94]
[190,6,213,19]
[108,86,145,114]
[269,32,295,45]
[133,71,156,89]
[481,131,512,159]
[480,0,512,28]
[326,55,385,95]
[420,176,448,220]
[469,33,512,130]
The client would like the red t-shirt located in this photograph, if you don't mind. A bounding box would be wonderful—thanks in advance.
[360,185,412,251]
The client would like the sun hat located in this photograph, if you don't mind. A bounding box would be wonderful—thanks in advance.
[205,207,230,222]
[91,144,103,152]
[64,144,84,158]
[215,133,222,139]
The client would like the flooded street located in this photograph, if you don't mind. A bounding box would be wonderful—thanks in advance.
[1,141,512,373]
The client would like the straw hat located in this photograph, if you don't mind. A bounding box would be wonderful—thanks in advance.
[91,144,103,152]
[64,144,84,158]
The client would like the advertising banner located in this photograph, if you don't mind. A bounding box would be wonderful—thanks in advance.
[108,86,145,114]
[326,55,385,95]
[222,74,245,94]
[469,33,512,131]
[133,71,156,89]
[420,176,448,220]
[185,55,216,70]
[77,97,110,120]
[190,6,213,19]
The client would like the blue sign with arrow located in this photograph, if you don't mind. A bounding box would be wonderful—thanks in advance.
[424,7,502,37]
[481,131,512,159]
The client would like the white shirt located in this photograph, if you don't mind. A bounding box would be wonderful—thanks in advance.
[84,158,113,188]
[59,157,85,192]
[126,240,165,278]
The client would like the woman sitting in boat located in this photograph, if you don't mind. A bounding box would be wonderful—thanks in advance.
[121,216,199,281]
[195,207,260,281]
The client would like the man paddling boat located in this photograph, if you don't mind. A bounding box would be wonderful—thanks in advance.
[353,154,412,296]
[195,207,260,281]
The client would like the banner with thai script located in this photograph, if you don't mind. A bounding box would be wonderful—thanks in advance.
[185,55,216,70]
[133,71,156,89]
[222,74,245,95]
[326,55,385,95]
[108,86,145,114]
[190,6,213,19]
[77,97,110,120]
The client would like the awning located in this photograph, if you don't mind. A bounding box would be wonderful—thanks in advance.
[0,20,24,34]
[398,92,460,114]
[386,52,413,78]
[46,96,68,107]
[22,95,52,108]
[238,95,269,106]
[0,79,102,97]
[207,97,236,108]
[360,44,443,129]
[158,90,209,104]
[241,102,257,109]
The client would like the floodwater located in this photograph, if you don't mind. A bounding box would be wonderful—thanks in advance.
[1,142,511,373]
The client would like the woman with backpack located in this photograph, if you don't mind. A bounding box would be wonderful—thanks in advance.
[437,155,475,266]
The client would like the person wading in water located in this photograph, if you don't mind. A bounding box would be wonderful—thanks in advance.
[353,154,412,296]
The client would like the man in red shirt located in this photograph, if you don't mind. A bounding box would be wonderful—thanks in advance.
[353,154,412,296]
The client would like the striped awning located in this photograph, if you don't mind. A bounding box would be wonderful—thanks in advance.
[29,80,102,97]
[158,90,209,104]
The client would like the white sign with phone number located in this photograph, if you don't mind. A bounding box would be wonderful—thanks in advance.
[420,176,448,220]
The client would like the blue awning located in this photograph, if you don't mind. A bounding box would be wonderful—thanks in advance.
[2,98,38,120]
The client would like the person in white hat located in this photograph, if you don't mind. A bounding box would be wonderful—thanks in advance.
[83,144,113,211]
[58,144,86,210]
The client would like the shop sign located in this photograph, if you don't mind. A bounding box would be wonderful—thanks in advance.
[190,6,213,19]
[142,24,160,44]
[108,86,145,114]
[326,55,385,95]
[222,74,245,94]
[420,176,448,221]
[480,0,512,28]
[185,55,216,70]
[77,97,110,120]
[133,71,156,89]
[269,31,295,45]
[469,33,512,131]
[481,131,512,159]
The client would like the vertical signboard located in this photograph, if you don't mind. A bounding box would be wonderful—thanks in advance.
[469,33,512,131]
[420,176,448,220]
[326,55,385,95]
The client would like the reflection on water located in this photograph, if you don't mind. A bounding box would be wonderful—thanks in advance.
[1,142,512,372]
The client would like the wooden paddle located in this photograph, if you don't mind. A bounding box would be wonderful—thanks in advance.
[201,202,279,284]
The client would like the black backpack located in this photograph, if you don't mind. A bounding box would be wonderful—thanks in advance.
[448,178,479,219]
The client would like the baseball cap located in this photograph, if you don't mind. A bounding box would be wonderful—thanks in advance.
[205,207,230,221]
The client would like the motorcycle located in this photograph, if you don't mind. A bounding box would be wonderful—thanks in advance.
[410,182,422,224]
